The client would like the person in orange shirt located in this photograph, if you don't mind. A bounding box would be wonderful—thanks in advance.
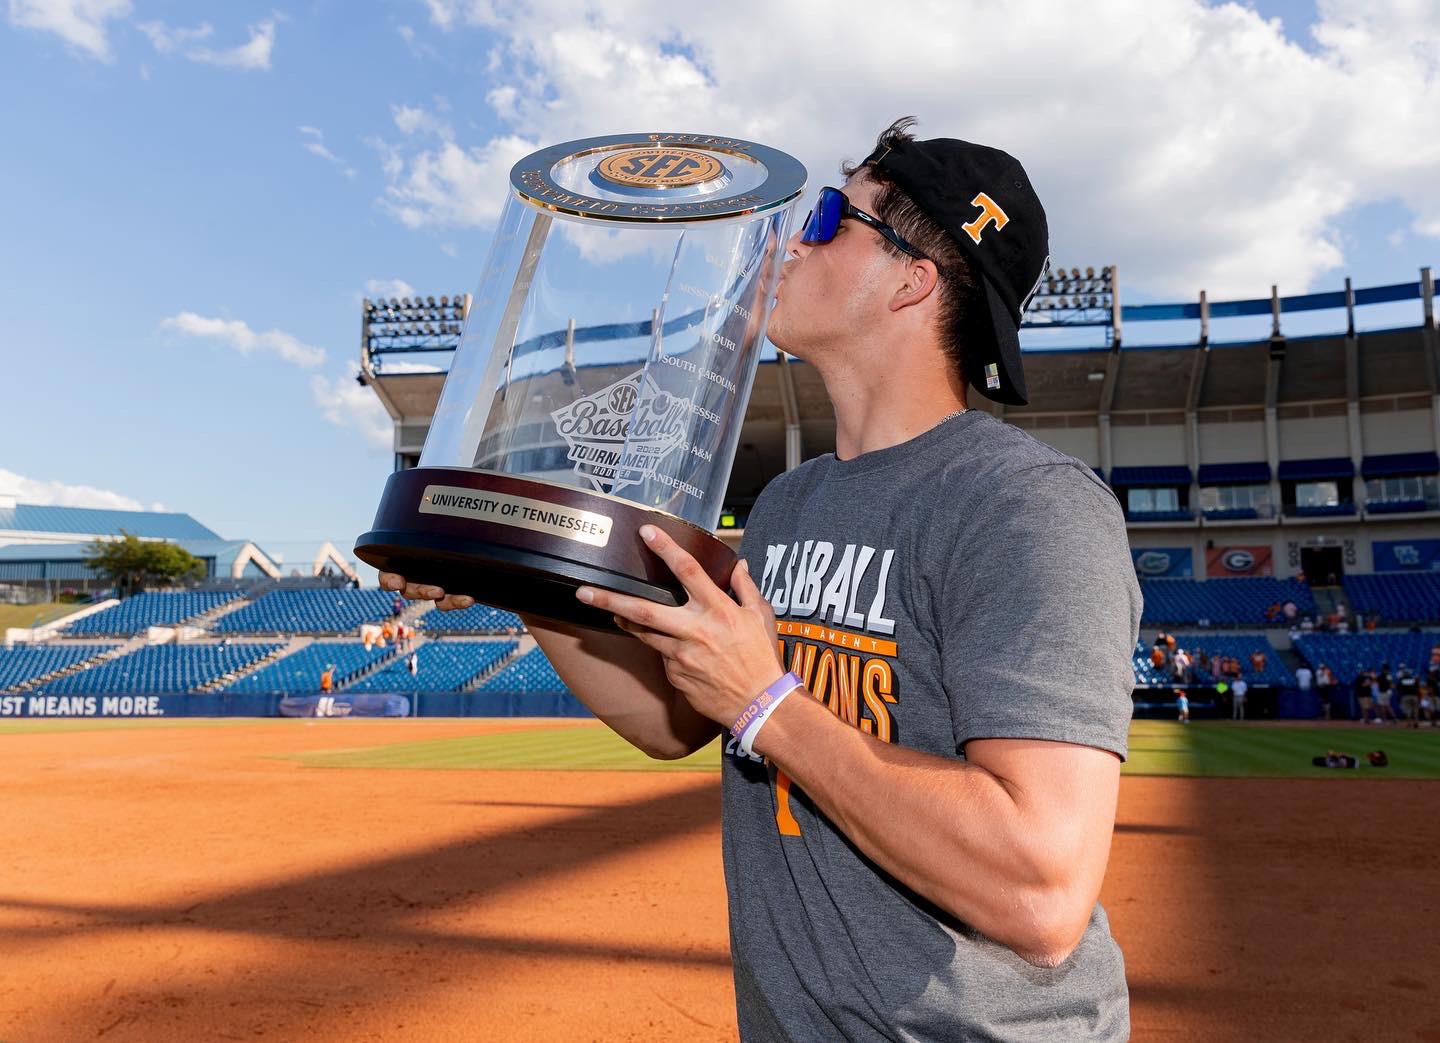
[320,666,334,694]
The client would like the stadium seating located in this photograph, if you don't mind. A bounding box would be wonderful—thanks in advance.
[64,592,242,635]
[42,643,282,694]
[415,603,524,633]
[1125,509,1195,523]
[1294,632,1440,685]
[347,639,518,692]
[1140,577,1315,626]
[213,590,397,634]
[1343,573,1440,623]
[1135,635,1293,687]
[477,647,573,697]
[223,641,394,693]
[0,644,115,690]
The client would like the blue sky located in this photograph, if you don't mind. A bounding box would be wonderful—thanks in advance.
[1,0,1436,581]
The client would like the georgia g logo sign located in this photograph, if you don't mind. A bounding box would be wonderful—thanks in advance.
[1221,549,1256,573]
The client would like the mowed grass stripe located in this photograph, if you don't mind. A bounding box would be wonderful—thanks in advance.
[295,727,724,772]
[1121,720,1202,776]
[1122,721,1440,779]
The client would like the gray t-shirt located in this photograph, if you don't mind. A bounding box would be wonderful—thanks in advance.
[725,409,1139,1042]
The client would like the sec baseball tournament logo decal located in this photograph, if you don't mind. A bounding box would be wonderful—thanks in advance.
[596,148,725,188]
[551,369,689,494]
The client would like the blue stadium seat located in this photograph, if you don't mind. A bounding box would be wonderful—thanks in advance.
[64,592,242,635]
[41,643,283,694]
[1343,573,1440,623]
[347,640,518,692]
[1139,578,1315,626]
[213,590,397,634]
[223,641,394,693]
[414,603,524,634]
[1134,635,1292,687]
[0,644,116,690]
[477,647,574,697]
[1293,632,1440,685]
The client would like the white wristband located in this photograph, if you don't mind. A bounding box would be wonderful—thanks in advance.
[731,671,804,758]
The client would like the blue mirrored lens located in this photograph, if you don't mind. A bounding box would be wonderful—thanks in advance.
[800,187,843,244]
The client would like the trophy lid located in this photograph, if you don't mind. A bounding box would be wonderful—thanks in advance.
[510,132,806,223]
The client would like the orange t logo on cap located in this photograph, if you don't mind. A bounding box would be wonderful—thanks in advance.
[962,192,1009,244]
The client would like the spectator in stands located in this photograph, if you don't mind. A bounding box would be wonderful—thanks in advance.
[1397,665,1420,728]
[1429,643,1440,670]
[1420,681,1436,728]
[1282,600,1298,621]
[1195,649,1210,675]
[1175,689,1189,724]
[407,650,418,677]
[1250,649,1267,675]
[1364,612,1379,632]
[320,665,334,694]
[392,593,405,618]
[1171,648,1192,684]
[1150,644,1166,671]
[1315,664,1336,720]
[1376,664,1397,723]
[1231,676,1248,720]
[1265,602,1282,623]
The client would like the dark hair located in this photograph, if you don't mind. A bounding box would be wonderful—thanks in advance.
[841,117,983,386]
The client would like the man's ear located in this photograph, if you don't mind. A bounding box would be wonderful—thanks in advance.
[888,258,940,313]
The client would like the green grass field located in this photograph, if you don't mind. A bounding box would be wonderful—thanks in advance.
[0,602,82,631]
[4,717,1440,778]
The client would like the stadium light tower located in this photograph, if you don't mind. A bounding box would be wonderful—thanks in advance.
[1021,264,1121,347]
[358,293,471,377]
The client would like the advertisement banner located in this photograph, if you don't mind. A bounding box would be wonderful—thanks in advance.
[1373,539,1440,572]
[1206,545,1274,577]
[1131,547,1194,579]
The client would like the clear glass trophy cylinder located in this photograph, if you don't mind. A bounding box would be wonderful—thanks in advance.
[356,133,805,628]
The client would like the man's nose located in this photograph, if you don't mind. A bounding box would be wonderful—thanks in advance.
[785,230,808,259]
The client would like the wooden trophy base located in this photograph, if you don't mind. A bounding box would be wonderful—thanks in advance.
[354,467,737,630]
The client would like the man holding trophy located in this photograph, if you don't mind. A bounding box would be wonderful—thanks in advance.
[379,119,1138,1040]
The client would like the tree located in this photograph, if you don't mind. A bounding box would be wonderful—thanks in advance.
[83,532,207,598]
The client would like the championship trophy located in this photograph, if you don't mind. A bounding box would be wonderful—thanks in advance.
[355,133,806,628]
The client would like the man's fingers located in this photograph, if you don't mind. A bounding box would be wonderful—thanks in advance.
[377,570,468,605]
[731,559,765,609]
[577,582,686,637]
[638,525,727,609]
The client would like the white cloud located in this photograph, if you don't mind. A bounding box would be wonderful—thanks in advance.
[392,103,451,139]
[135,16,276,70]
[397,0,1440,298]
[380,133,537,229]
[299,126,357,179]
[0,468,166,512]
[7,0,131,61]
[159,312,326,368]
[136,19,211,54]
[364,278,417,300]
[310,364,392,450]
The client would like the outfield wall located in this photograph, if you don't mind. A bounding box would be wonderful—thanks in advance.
[0,690,594,719]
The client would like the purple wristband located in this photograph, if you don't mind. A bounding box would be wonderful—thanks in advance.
[731,671,804,757]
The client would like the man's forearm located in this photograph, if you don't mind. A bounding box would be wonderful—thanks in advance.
[521,614,720,759]
[754,691,1116,965]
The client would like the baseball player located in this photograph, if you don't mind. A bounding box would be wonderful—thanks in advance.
[385,119,1139,1040]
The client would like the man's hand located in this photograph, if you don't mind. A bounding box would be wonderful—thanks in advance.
[577,524,782,727]
[377,572,475,612]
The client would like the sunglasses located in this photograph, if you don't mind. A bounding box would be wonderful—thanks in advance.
[799,186,928,260]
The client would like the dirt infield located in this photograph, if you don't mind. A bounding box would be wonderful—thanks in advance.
[2,719,1438,1042]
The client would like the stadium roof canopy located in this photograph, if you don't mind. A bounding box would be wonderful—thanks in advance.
[0,502,220,543]
[0,539,282,583]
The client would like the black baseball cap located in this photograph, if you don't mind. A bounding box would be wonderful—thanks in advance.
[862,134,1049,406]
